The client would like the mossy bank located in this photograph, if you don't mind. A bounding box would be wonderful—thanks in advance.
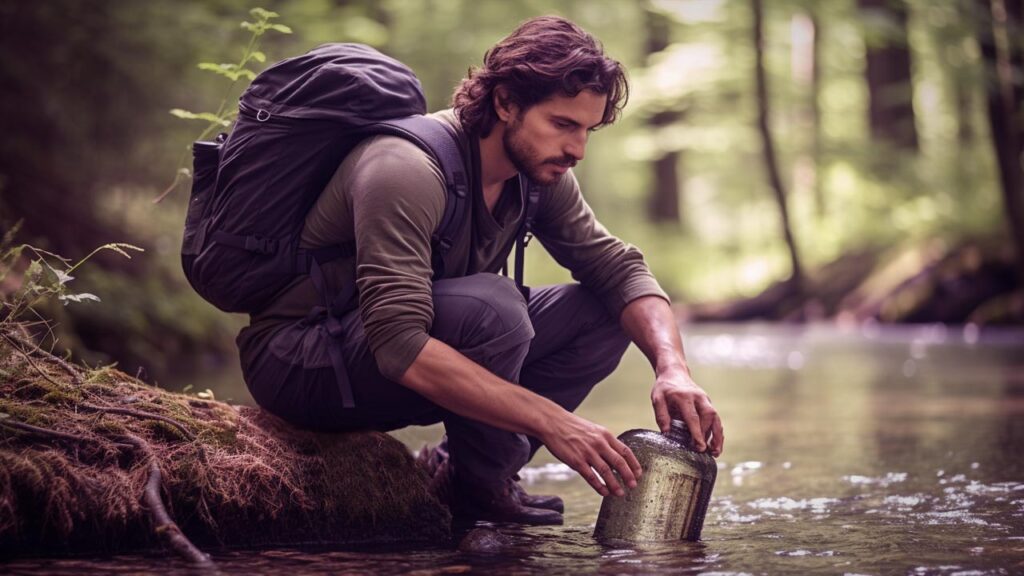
[0,330,450,559]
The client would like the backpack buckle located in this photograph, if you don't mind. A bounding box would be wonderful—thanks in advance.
[245,235,276,254]
[451,172,467,198]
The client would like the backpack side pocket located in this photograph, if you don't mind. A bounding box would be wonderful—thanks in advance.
[182,138,222,258]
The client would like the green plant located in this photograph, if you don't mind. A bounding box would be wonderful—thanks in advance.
[0,225,143,331]
[156,7,292,202]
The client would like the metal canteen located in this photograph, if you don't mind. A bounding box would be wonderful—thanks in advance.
[593,419,717,543]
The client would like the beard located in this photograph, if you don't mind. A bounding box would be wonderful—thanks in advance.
[502,117,577,186]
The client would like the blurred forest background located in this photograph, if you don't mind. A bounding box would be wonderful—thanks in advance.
[0,0,1022,385]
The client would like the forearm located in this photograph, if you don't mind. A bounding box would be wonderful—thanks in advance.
[398,337,566,438]
[619,295,690,378]
[621,296,723,454]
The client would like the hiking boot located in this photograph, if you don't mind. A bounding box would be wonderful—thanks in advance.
[510,474,564,513]
[451,481,564,526]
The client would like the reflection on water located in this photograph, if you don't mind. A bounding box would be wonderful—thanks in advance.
[5,323,1024,575]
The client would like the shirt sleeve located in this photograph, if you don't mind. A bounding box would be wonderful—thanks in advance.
[347,137,446,381]
[534,170,670,318]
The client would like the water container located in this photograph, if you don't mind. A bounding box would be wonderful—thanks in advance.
[593,419,717,542]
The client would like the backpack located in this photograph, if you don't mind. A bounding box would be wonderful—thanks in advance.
[181,43,476,316]
[180,44,539,408]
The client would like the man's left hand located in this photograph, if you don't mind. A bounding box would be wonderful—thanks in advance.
[651,369,723,457]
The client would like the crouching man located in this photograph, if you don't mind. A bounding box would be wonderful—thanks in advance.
[238,15,723,525]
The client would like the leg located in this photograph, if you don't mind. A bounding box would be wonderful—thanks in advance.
[519,283,632,456]
[240,273,538,488]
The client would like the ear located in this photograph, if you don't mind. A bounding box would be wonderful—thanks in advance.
[493,86,518,123]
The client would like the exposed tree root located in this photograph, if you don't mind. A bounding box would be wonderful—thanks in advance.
[2,330,83,386]
[80,403,195,441]
[120,433,215,569]
[0,329,451,560]
[0,419,99,446]
[1,333,65,389]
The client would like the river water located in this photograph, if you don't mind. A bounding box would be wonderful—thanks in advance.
[5,323,1024,574]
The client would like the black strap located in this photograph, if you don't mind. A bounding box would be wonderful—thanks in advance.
[308,256,357,408]
[513,174,542,289]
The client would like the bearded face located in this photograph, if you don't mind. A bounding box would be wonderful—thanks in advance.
[496,90,607,185]
[502,114,578,186]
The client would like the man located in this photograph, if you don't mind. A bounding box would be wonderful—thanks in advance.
[237,15,723,525]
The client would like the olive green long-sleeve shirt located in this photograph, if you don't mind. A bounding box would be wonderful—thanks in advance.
[238,110,668,382]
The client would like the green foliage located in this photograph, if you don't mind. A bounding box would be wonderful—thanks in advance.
[0,232,143,331]
[158,7,292,201]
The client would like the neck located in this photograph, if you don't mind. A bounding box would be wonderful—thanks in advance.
[478,122,518,192]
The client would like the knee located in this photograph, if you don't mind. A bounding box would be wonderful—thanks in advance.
[431,274,534,351]
[567,284,631,367]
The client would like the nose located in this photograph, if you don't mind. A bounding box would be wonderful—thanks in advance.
[565,129,587,162]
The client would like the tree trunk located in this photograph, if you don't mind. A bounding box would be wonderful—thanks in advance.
[790,9,825,217]
[648,112,683,224]
[810,9,825,216]
[752,0,804,289]
[644,6,683,225]
[858,0,919,151]
[978,0,1024,280]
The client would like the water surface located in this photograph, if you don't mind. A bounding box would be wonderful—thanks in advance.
[6,323,1023,574]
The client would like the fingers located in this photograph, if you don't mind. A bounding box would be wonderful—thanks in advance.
[575,461,611,497]
[557,430,642,498]
[589,454,624,497]
[655,380,724,456]
[600,437,638,488]
[675,397,706,452]
[615,437,643,480]
[709,413,725,457]
[652,393,671,434]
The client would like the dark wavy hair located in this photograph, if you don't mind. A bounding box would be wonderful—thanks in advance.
[452,16,628,137]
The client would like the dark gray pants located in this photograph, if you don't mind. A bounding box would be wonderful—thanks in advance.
[241,273,630,491]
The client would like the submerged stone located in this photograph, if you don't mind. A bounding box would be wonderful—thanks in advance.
[457,527,512,554]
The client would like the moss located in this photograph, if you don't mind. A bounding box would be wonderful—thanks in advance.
[83,367,120,386]
[0,399,51,426]
[142,420,189,443]
[92,420,126,436]
[2,356,450,557]
[40,391,80,406]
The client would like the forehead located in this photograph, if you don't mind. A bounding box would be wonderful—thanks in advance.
[531,90,607,127]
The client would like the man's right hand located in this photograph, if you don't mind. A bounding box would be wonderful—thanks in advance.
[539,414,642,497]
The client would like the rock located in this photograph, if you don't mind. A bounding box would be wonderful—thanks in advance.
[457,527,512,554]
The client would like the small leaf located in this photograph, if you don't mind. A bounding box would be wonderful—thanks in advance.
[197,62,244,80]
[170,108,199,119]
[250,51,266,63]
[269,24,292,34]
[41,260,74,285]
[59,293,101,305]
[250,7,279,20]
[240,21,259,32]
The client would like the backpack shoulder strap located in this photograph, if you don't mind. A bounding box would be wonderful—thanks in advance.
[372,116,468,280]
[513,174,541,291]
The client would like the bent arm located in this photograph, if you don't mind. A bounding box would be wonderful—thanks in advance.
[400,337,642,496]
[620,295,724,456]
